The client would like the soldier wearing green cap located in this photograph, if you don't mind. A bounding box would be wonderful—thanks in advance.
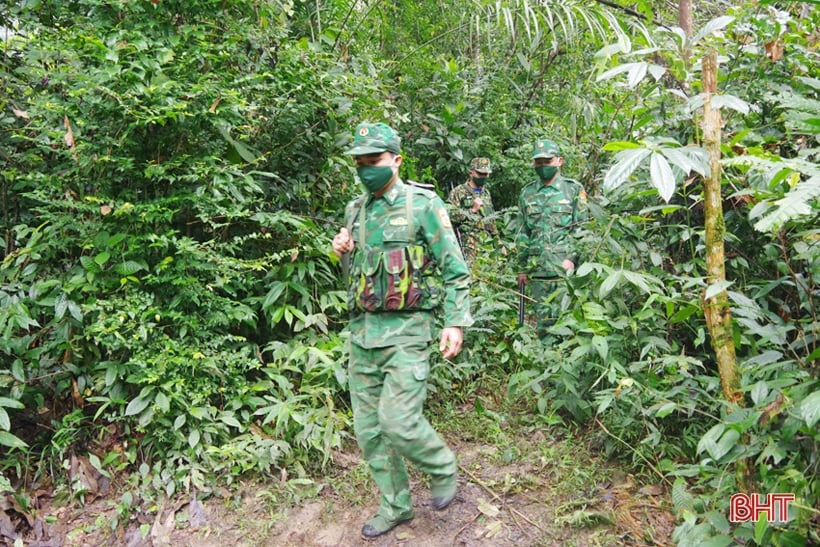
[447,157,503,266]
[332,122,473,539]
[516,138,588,338]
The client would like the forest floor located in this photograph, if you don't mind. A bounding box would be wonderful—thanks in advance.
[5,402,677,547]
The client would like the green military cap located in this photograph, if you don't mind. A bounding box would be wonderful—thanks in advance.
[531,139,560,159]
[469,157,492,174]
[345,122,402,155]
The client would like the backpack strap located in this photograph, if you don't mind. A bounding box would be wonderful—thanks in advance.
[342,193,367,284]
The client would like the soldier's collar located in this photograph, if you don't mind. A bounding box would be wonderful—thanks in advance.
[378,178,405,205]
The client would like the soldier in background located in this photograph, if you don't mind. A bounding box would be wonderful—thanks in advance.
[447,157,501,266]
[516,138,588,339]
[332,122,473,539]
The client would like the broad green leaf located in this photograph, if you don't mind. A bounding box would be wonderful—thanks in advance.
[649,152,675,203]
[599,270,622,298]
[754,175,820,232]
[0,397,24,410]
[603,148,651,192]
[712,94,750,114]
[797,390,820,428]
[188,429,201,448]
[0,431,28,449]
[154,392,170,413]
[691,16,735,46]
[705,280,734,300]
[627,62,648,88]
[125,388,155,416]
[750,381,769,405]
[601,141,641,152]
[663,147,708,177]
[591,335,608,361]
[94,252,111,266]
[655,402,676,418]
[0,408,9,431]
[697,423,725,458]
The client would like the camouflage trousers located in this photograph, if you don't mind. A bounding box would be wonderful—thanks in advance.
[529,277,562,339]
[349,341,457,521]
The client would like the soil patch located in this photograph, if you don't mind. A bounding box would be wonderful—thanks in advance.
[4,432,675,546]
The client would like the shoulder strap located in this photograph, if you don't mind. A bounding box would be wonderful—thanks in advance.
[405,184,414,242]
[342,193,367,284]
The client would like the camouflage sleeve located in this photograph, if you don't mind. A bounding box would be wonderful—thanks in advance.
[422,195,473,328]
[515,190,530,271]
[446,188,467,226]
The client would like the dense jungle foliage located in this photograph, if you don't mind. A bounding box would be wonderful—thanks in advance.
[1,0,818,544]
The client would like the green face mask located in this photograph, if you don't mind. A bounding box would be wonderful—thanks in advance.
[357,165,394,193]
[535,165,558,181]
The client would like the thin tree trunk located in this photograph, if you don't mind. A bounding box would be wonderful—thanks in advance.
[678,0,692,36]
[700,50,750,492]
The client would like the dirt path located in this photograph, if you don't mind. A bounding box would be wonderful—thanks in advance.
[11,433,675,547]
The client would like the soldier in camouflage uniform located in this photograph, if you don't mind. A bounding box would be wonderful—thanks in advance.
[332,122,473,539]
[516,138,588,339]
[447,157,501,266]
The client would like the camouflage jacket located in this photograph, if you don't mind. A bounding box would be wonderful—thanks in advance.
[447,182,497,234]
[515,175,588,278]
[343,179,473,349]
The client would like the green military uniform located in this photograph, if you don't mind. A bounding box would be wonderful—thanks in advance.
[516,140,588,337]
[341,123,473,535]
[447,158,497,266]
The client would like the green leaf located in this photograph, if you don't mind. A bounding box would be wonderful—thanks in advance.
[754,514,770,544]
[697,423,725,458]
[750,381,769,406]
[797,390,820,428]
[655,402,676,418]
[0,408,9,431]
[603,148,651,192]
[705,280,733,300]
[599,270,622,298]
[649,152,675,202]
[188,429,201,448]
[94,252,111,266]
[691,16,735,46]
[0,431,28,449]
[591,335,608,361]
[712,94,750,114]
[0,397,24,410]
[601,141,641,152]
[125,388,155,416]
[154,392,170,413]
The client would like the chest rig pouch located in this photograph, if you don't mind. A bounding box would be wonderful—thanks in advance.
[347,186,441,313]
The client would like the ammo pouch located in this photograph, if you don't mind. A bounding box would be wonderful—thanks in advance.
[346,184,441,313]
[350,245,439,312]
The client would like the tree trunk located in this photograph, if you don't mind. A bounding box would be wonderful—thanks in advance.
[700,50,750,491]
[678,0,692,36]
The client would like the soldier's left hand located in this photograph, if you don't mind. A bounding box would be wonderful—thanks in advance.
[439,327,463,359]
[562,259,575,273]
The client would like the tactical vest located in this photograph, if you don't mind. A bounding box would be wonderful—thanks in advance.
[346,185,442,313]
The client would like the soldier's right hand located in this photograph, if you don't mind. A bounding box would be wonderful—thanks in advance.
[471,197,483,213]
[333,227,354,258]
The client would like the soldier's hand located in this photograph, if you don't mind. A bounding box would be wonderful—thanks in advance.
[332,227,354,258]
[439,327,463,359]
[517,273,528,286]
[561,259,575,273]
[471,197,483,213]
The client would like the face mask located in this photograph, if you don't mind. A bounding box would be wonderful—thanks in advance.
[535,165,558,181]
[357,165,395,193]
[471,176,488,187]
